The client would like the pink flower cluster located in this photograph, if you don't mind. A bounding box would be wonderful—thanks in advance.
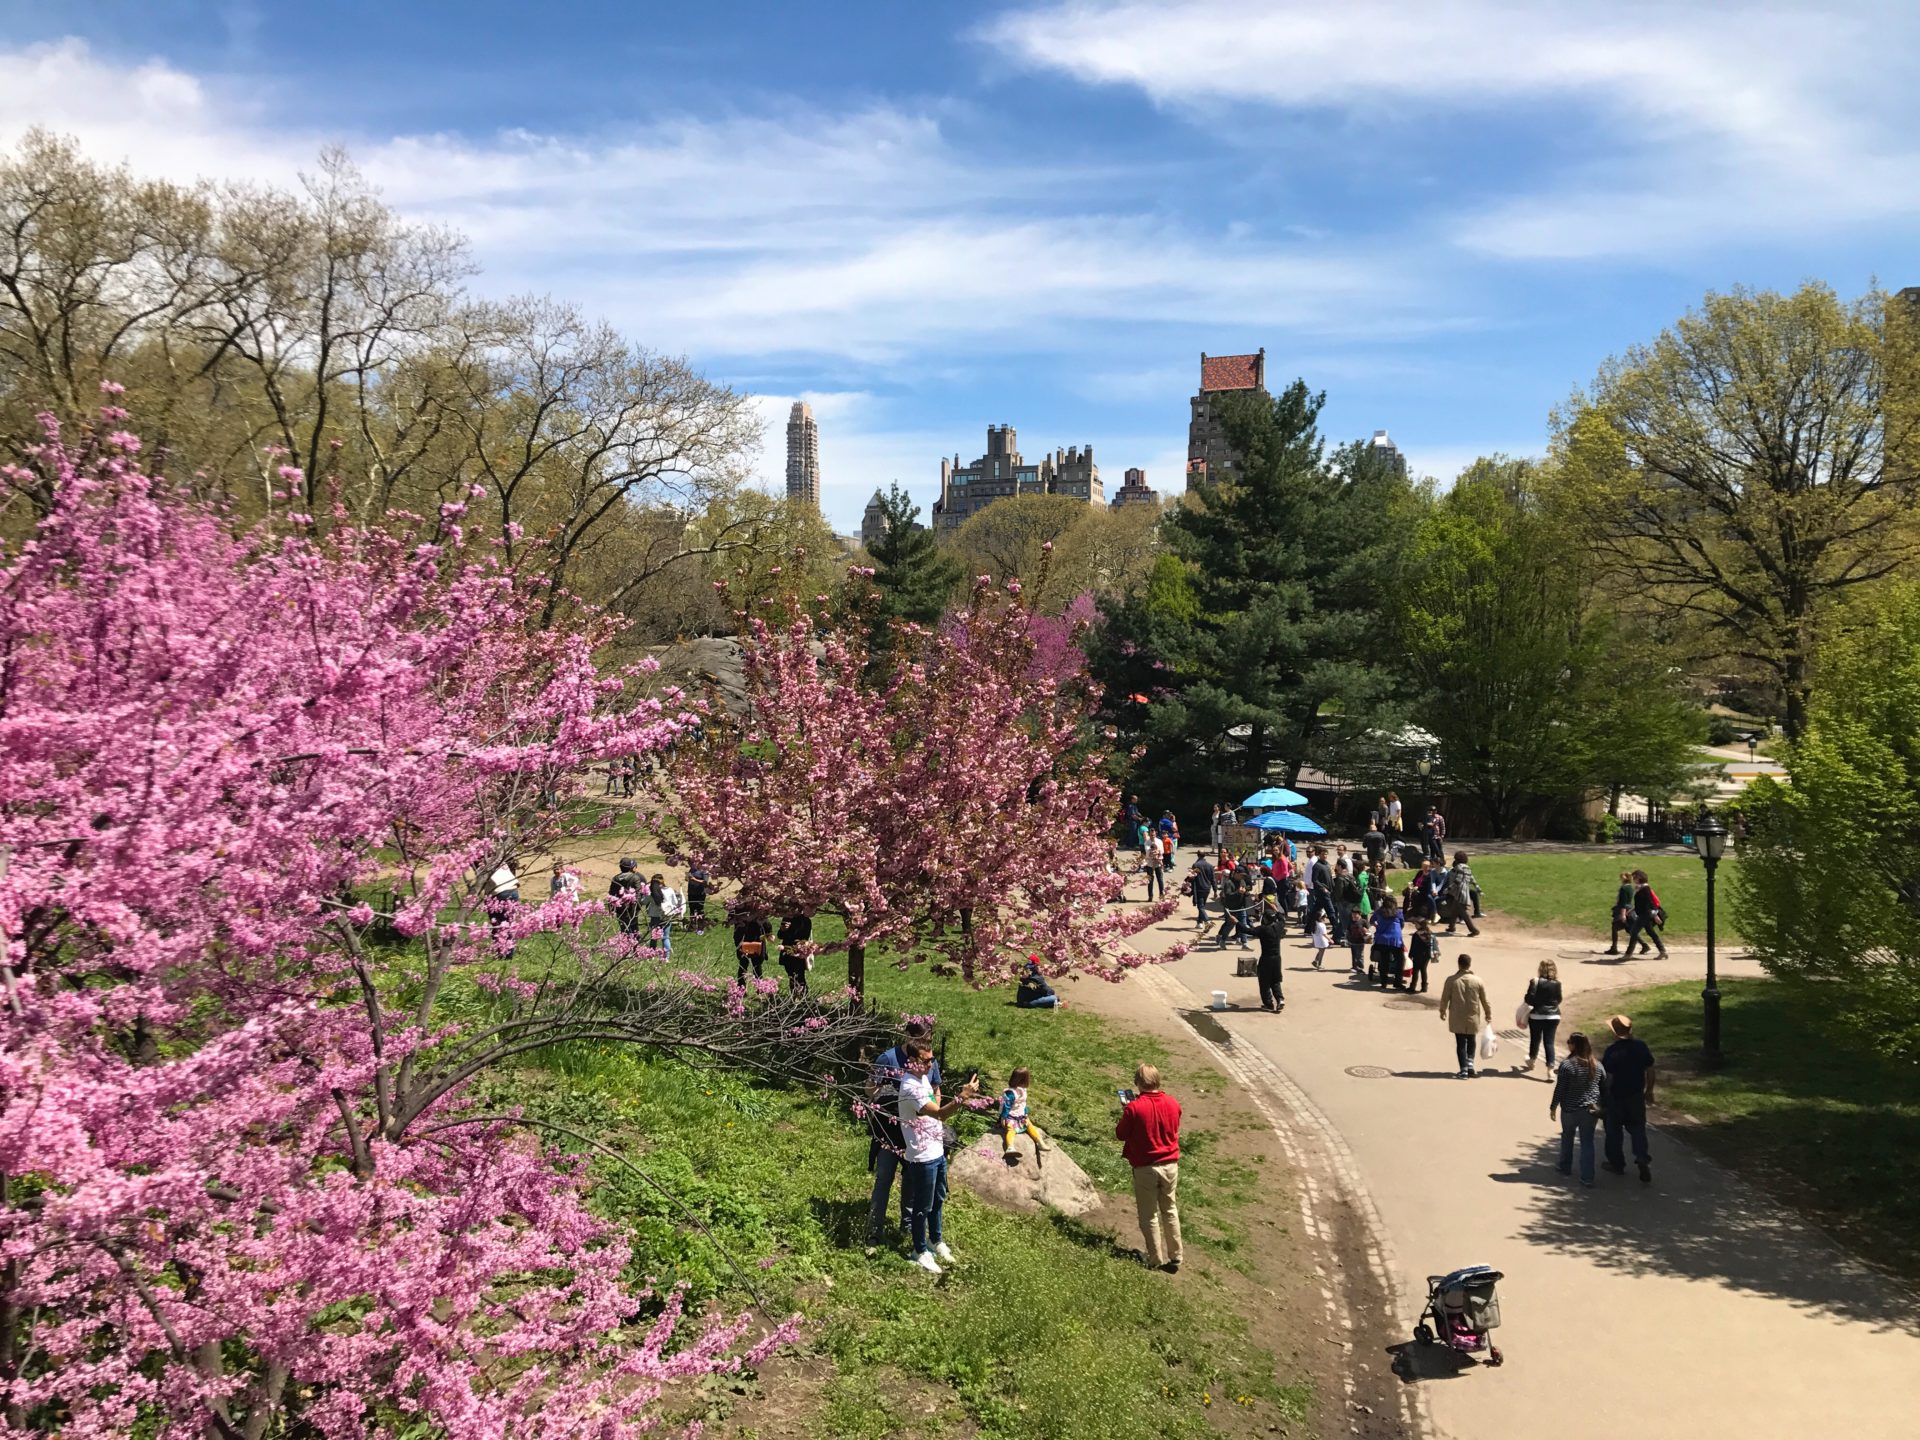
[666,572,1179,989]
[0,421,790,1436]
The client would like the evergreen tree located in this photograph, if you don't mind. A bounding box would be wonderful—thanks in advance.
[865,483,962,630]
[1095,382,1413,805]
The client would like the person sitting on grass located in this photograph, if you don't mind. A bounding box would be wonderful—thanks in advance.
[999,1066,1052,1166]
[1015,956,1065,1009]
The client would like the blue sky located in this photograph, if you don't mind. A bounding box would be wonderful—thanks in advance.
[4,1,1917,530]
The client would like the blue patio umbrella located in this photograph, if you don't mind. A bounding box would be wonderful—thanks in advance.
[1240,786,1309,810]
[1245,810,1326,836]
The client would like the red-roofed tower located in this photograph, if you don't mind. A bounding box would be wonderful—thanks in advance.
[1187,349,1268,490]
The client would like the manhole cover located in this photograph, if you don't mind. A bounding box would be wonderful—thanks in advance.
[1345,1064,1393,1079]
[1558,948,1602,960]
[1384,1000,1429,1011]
[1497,1028,1527,1041]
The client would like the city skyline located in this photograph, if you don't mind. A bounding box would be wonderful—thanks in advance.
[2,3,1915,531]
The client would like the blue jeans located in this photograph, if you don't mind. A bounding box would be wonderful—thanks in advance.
[1454,1031,1477,1073]
[903,1156,948,1254]
[655,922,672,953]
[1560,1109,1598,1183]
[867,1145,902,1241]
[1144,867,1163,900]
[1605,1097,1652,1169]
[1019,994,1060,1008]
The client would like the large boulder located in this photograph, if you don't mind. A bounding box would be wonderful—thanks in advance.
[949,1132,1101,1218]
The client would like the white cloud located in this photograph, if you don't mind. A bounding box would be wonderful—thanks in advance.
[0,37,1418,364]
[985,0,1920,259]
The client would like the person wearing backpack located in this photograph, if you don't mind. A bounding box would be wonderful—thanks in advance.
[1443,852,1481,938]
[1626,870,1668,957]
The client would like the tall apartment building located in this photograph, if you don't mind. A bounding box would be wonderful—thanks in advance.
[1110,467,1157,509]
[1368,429,1408,478]
[785,401,821,509]
[932,424,1104,530]
[1186,349,1268,490]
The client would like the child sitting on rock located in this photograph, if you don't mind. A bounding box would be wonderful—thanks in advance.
[999,1066,1051,1167]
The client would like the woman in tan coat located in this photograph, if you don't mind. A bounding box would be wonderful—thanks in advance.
[1439,954,1494,1079]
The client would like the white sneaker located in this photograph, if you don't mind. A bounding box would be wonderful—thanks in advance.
[913,1250,943,1275]
[934,1241,956,1263]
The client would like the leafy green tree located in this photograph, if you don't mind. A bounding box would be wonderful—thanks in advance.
[1095,383,1415,804]
[1733,586,1920,1061]
[1550,283,1920,738]
[1397,458,1704,832]
[864,482,962,629]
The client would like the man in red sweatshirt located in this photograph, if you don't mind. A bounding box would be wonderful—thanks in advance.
[1115,1064,1183,1273]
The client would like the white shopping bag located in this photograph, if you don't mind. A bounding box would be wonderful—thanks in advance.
[1479,1024,1499,1060]
[1514,1001,1531,1030]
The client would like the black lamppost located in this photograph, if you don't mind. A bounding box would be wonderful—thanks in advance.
[1416,752,1432,823]
[1696,810,1728,1065]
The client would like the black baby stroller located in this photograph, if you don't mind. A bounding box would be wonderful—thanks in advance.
[1414,1264,1504,1365]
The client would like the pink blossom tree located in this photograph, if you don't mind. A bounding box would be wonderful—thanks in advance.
[664,574,1178,997]
[0,413,854,1437]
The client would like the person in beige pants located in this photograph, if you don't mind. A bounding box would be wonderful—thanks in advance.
[1115,1064,1184,1272]
[1439,953,1494,1078]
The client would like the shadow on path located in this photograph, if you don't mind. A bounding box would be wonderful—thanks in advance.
[1494,1135,1920,1332]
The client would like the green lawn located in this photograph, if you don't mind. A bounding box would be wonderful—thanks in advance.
[471,918,1310,1439]
[1463,851,1741,943]
[1569,978,1920,1281]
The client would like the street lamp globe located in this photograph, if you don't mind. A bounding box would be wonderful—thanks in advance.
[1697,811,1728,862]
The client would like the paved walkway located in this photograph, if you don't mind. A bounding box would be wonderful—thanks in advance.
[1116,900,1920,1439]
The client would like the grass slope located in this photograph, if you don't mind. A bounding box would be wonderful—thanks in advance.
[474,919,1309,1438]
[1570,977,1920,1281]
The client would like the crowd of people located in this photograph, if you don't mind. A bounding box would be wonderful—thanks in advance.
[1165,831,1483,1014]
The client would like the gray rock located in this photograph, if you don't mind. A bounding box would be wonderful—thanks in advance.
[949,1132,1101,1218]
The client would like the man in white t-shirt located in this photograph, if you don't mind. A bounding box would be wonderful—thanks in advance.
[896,1043,979,1275]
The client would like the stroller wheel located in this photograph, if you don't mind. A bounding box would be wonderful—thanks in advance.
[1487,1344,1503,1366]
[1414,1324,1434,1346]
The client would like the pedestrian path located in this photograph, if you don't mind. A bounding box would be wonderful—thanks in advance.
[1121,907,1920,1440]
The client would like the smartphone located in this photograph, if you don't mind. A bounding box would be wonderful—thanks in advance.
[1116,1088,1136,1104]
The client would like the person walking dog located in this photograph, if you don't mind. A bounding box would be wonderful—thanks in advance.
[1439,954,1494,1079]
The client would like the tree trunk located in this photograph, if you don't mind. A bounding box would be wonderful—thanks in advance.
[847,941,865,1002]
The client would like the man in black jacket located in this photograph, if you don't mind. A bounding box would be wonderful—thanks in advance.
[777,912,813,994]
[1254,901,1285,1012]
[608,858,644,937]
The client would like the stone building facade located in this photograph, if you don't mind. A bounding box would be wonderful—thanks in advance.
[932,424,1104,530]
[859,489,889,551]
[785,401,821,508]
[1186,350,1268,490]
[1110,467,1157,508]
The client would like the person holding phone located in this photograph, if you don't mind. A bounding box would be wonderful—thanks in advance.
[898,1042,979,1274]
[1115,1064,1183,1273]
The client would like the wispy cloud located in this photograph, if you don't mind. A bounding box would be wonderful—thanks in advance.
[0,37,1419,365]
[985,0,1920,259]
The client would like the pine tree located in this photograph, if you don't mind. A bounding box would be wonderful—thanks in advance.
[1096,382,1412,803]
[865,482,962,629]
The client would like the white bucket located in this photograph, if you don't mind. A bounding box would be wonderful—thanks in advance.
[1210,989,1228,1011]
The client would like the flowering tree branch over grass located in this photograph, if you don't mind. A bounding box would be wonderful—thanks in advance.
[0,412,850,1437]
[663,566,1180,997]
